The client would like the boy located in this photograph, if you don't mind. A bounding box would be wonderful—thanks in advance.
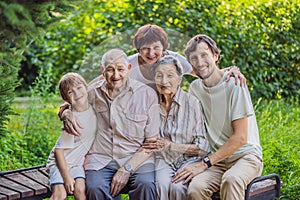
[47,72,97,200]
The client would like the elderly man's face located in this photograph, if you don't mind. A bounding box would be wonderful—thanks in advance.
[103,59,131,91]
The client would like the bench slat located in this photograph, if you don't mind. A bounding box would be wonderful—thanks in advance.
[0,176,34,198]
[5,172,48,196]
[0,193,8,200]
[0,185,20,200]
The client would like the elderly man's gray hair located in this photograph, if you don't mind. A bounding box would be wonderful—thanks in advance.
[101,48,129,68]
[152,55,183,76]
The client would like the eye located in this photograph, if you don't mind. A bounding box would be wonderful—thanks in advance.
[154,46,162,51]
[155,73,163,79]
[106,68,113,73]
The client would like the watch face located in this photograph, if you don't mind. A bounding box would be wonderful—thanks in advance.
[125,164,132,172]
[204,157,209,162]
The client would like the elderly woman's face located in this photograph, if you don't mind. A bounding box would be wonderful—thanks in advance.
[154,64,182,97]
[139,41,163,65]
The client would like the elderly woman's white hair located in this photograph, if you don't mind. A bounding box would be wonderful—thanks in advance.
[152,55,183,76]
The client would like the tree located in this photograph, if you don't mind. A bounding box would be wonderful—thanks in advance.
[0,0,74,136]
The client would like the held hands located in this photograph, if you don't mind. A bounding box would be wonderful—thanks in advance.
[110,168,130,197]
[61,109,82,136]
[172,161,207,185]
[142,137,171,153]
[226,66,247,87]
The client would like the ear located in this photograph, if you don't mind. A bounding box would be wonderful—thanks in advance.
[100,66,105,75]
[166,42,170,49]
[178,76,183,85]
[213,53,219,63]
[127,63,132,71]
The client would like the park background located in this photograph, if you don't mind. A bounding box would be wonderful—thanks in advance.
[0,0,299,199]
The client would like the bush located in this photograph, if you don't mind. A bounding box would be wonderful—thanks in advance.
[1,66,62,170]
[23,0,300,100]
[255,97,300,199]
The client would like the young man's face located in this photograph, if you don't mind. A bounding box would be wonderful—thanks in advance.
[139,41,164,65]
[103,59,131,91]
[189,42,218,80]
[67,83,88,111]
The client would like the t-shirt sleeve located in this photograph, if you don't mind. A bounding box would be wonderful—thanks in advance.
[55,130,75,149]
[231,85,254,121]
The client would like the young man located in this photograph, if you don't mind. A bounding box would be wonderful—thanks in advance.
[172,34,263,200]
[47,72,97,200]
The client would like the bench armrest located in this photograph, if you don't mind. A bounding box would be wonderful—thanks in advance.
[245,173,281,200]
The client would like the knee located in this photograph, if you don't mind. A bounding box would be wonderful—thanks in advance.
[221,173,241,187]
[74,186,85,197]
[170,182,186,193]
[187,180,210,199]
[138,179,155,189]
[50,191,67,200]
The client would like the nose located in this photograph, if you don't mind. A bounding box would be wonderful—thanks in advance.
[148,48,155,56]
[113,69,120,79]
[194,56,205,67]
[161,75,168,84]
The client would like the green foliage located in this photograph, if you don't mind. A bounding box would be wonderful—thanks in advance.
[1,66,62,170]
[0,0,74,137]
[25,0,300,100]
[254,97,300,199]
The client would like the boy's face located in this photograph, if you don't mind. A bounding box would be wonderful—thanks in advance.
[67,83,88,111]
[189,42,218,80]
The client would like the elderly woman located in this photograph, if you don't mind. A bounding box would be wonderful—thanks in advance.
[142,55,210,200]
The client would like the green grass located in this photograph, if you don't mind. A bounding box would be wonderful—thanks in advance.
[2,97,299,199]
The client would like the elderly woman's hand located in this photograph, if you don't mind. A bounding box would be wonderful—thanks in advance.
[142,137,171,153]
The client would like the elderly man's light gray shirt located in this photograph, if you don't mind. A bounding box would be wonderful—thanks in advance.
[84,78,160,170]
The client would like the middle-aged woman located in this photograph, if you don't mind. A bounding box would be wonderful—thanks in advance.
[142,55,211,200]
[128,24,193,89]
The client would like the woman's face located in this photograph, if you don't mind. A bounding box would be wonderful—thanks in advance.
[139,41,164,65]
[154,64,182,97]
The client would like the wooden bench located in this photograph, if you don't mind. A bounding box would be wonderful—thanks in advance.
[0,165,281,200]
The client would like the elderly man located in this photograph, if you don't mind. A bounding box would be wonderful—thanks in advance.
[61,48,160,200]
[172,34,263,200]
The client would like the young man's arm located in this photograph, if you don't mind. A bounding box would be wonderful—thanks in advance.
[172,117,248,184]
[54,148,75,194]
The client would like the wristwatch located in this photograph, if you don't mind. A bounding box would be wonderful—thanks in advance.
[124,164,133,174]
[203,156,212,168]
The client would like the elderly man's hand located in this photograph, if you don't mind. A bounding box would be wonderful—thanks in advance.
[226,66,247,87]
[110,168,130,197]
[172,161,207,184]
[61,109,82,136]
